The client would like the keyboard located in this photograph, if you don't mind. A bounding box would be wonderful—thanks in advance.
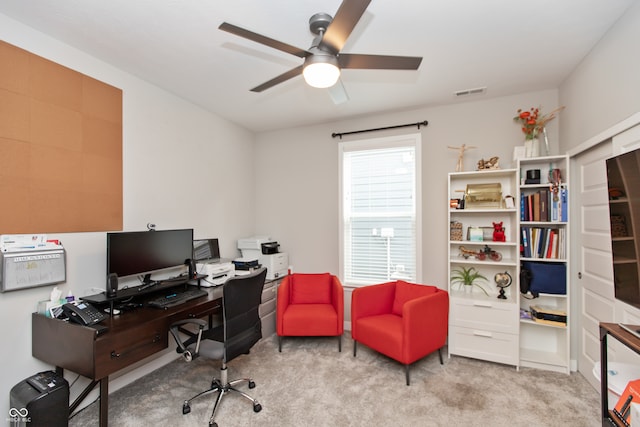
[146,288,208,309]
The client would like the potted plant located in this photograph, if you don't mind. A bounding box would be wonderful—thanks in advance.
[450,266,489,296]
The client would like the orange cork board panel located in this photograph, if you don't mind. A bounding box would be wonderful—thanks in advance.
[0,40,122,233]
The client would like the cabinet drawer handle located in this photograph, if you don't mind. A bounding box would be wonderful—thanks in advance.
[473,330,492,338]
[473,301,492,308]
[110,334,162,359]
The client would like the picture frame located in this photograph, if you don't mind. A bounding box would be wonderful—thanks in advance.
[505,195,515,209]
[481,227,494,241]
[467,227,484,242]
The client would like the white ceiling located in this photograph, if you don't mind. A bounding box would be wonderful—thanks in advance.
[0,0,634,133]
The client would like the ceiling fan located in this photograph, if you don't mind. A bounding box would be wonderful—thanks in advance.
[218,0,422,103]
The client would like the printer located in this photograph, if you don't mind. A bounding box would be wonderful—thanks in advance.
[196,261,234,287]
[237,236,288,280]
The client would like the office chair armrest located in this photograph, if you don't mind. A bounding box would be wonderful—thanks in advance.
[169,319,207,359]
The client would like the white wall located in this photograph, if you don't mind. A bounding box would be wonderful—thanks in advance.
[560,1,640,152]
[255,90,560,302]
[0,14,256,418]
[558,3,640,373]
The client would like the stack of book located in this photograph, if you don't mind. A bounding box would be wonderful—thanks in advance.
[529,305,567,327]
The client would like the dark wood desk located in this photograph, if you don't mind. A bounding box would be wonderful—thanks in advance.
[599,322,640,426]
[32,286,223,427]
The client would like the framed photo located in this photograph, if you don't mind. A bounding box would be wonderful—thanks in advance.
[505,195,515,209]
[467,227,484,242]
[481,227,494,241]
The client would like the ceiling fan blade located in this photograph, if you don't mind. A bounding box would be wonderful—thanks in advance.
[328,78,349,105]
[338,53,423,70]
[320,0,371,54]
[219,22,310,59]
[250,65,304,92]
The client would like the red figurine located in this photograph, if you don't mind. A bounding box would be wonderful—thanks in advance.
[492,222,506,242]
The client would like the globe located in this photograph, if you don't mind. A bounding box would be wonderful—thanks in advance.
[494,271,512,299]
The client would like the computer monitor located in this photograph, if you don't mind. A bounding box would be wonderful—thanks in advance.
[106,229,194,283]
[193,238,220,263]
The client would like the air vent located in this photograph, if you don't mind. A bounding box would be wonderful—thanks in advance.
[454,87,487,97]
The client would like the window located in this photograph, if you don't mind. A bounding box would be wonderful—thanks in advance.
[339,134,422,286]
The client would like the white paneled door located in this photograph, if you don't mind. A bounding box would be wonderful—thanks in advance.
[573,140,613,389]
[573,119,640,390]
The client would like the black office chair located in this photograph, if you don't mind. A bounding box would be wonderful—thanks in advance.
[169,268,267,427]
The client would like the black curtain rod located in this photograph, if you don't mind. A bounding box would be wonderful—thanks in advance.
[331,120,428,139]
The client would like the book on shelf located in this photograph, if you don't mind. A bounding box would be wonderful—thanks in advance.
[520,226,563,259]
[540,188,548,222]
[537,228,544,257]
[521,228,530,258]
[551,231,559,258]
[530,305,567,325]
[521,188,568,223]
[532,317,567,327]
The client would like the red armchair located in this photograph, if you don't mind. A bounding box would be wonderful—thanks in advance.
[276,273,344,352]
[351,280,449,385]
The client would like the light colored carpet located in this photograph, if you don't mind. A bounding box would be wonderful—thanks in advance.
[70,333,601,426]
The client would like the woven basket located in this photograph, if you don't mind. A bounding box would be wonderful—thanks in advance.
[610,215,628,237]
[450,221,463,241]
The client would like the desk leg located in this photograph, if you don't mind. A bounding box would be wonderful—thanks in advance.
[100,377,109,427]
[599,327,609,425]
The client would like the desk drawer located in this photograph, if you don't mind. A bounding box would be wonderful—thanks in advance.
[261,282,277,304]
[261,311,276,337]
[449,325,518,366]
[95,319,168,378]
[450,298,517,334]
[174,298,222,321]
[259,298,276,318]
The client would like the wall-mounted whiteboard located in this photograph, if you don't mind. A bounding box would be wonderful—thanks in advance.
[0,249,66,292]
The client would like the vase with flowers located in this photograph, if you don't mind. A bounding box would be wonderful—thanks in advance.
[513,106,565,157]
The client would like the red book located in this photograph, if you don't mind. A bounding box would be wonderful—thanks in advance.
[546,230,555,258]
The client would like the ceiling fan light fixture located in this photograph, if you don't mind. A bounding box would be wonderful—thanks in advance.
[303,54,340,88]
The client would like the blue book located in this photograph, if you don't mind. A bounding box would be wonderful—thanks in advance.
[551,197,559,222]
[520,192,525,221]
[536,228,545,258]
[522,227,530,258]
[560,188,568,222]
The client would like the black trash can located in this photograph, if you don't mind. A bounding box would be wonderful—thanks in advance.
[9,370,69,427]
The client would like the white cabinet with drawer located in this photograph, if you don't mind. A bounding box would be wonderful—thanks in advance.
[447,169,520,368]
[449,295,519,366]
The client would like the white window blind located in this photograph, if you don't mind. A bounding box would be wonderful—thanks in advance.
[339,134,422,286]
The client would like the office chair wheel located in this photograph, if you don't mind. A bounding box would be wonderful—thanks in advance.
[253,403,262,413]
[248,380,256,389]
[182,402,191,415]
